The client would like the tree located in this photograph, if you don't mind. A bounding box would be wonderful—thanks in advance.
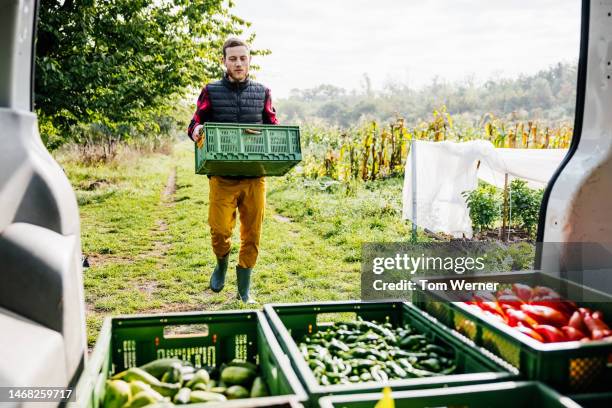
[36,0,260,146]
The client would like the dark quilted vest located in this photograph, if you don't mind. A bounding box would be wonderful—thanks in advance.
[207,76,266,123]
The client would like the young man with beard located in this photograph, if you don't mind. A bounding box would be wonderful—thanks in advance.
[187,38,278,303]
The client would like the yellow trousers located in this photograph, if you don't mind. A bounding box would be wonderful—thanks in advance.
[208,176,266,268]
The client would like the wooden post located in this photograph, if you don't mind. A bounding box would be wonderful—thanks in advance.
[501,173,509,242]
[411,139,417,243]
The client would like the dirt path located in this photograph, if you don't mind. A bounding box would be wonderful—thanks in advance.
[136,167,177,301]
[162,167,177,200]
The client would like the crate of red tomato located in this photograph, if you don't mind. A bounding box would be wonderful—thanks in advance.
[412,271,612,394]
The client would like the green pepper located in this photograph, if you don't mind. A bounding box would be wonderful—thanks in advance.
[422,344,453,357]
[357,331,380,342]
[300,344,309,359]
[370,366,383,382]
[360,372,372,381]
[400,334,427,350]
[387,361,407,378]
[398,358,437,378]
[330,338,350,352]
[390,349,428,359]
[349,347,369,358]
[417,358,441,372]
[439,364,457,375]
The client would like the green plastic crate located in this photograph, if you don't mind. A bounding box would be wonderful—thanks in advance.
[74,310,306,408]
[570,391,612,408]
[318,381,582,408]
[411,271,612,394]
[263,301,518,407]
[195,123,301,176]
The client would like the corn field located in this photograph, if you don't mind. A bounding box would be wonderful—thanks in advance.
[303,106,573,181]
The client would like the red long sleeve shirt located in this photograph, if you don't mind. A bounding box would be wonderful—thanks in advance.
[187,85,278,141]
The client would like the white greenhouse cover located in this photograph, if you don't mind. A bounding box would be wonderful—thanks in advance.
[401,140,567,238]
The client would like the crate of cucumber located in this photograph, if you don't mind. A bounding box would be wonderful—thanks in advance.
[75,310,306,408]
[195,123,301,177]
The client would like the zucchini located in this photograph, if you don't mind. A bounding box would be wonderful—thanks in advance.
[250,376,269,398]
[185,369,210,388]
[226,385,250,399]
[173,387,191,404]
[127,391,160,408]
[103,380,131,408]
[228,359,258,372]
[139,358,187,379]
[189,390,226,403]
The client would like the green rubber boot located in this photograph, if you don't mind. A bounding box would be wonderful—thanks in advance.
[209,255,229,293]
[236,266,256,304]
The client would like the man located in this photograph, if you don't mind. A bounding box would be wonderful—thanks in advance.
[187,38,277,304]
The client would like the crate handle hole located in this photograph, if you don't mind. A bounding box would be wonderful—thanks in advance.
[163,324,209,339]
[316,312,357,326]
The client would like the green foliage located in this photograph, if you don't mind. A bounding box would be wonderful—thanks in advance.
[461,180,543,237]
[462,183,501,233]
[36,0,261,148]
[38,113,64,150]
[509,179,544,234]
[299,110,571,183]
[278,62,577,126]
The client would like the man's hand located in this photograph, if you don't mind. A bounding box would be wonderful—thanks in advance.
[192,124,204,143]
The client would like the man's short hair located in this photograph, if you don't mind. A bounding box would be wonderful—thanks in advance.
[223,38,250,58]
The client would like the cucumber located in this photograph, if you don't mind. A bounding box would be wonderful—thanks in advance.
[226,385,250,399]
[220,366,256,387]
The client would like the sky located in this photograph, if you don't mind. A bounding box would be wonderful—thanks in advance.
[232,0,582,98]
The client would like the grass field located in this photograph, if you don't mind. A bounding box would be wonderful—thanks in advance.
[58,141,420,345]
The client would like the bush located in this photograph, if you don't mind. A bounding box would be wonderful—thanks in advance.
[509,179,544,235]
[463,183,501,233]
[38,113,65,150]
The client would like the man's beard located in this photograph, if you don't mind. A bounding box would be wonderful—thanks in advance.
[229,70,248,82]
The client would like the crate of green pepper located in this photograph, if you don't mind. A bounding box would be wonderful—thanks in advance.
[263,301,518,406]
[75,310,306,408]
